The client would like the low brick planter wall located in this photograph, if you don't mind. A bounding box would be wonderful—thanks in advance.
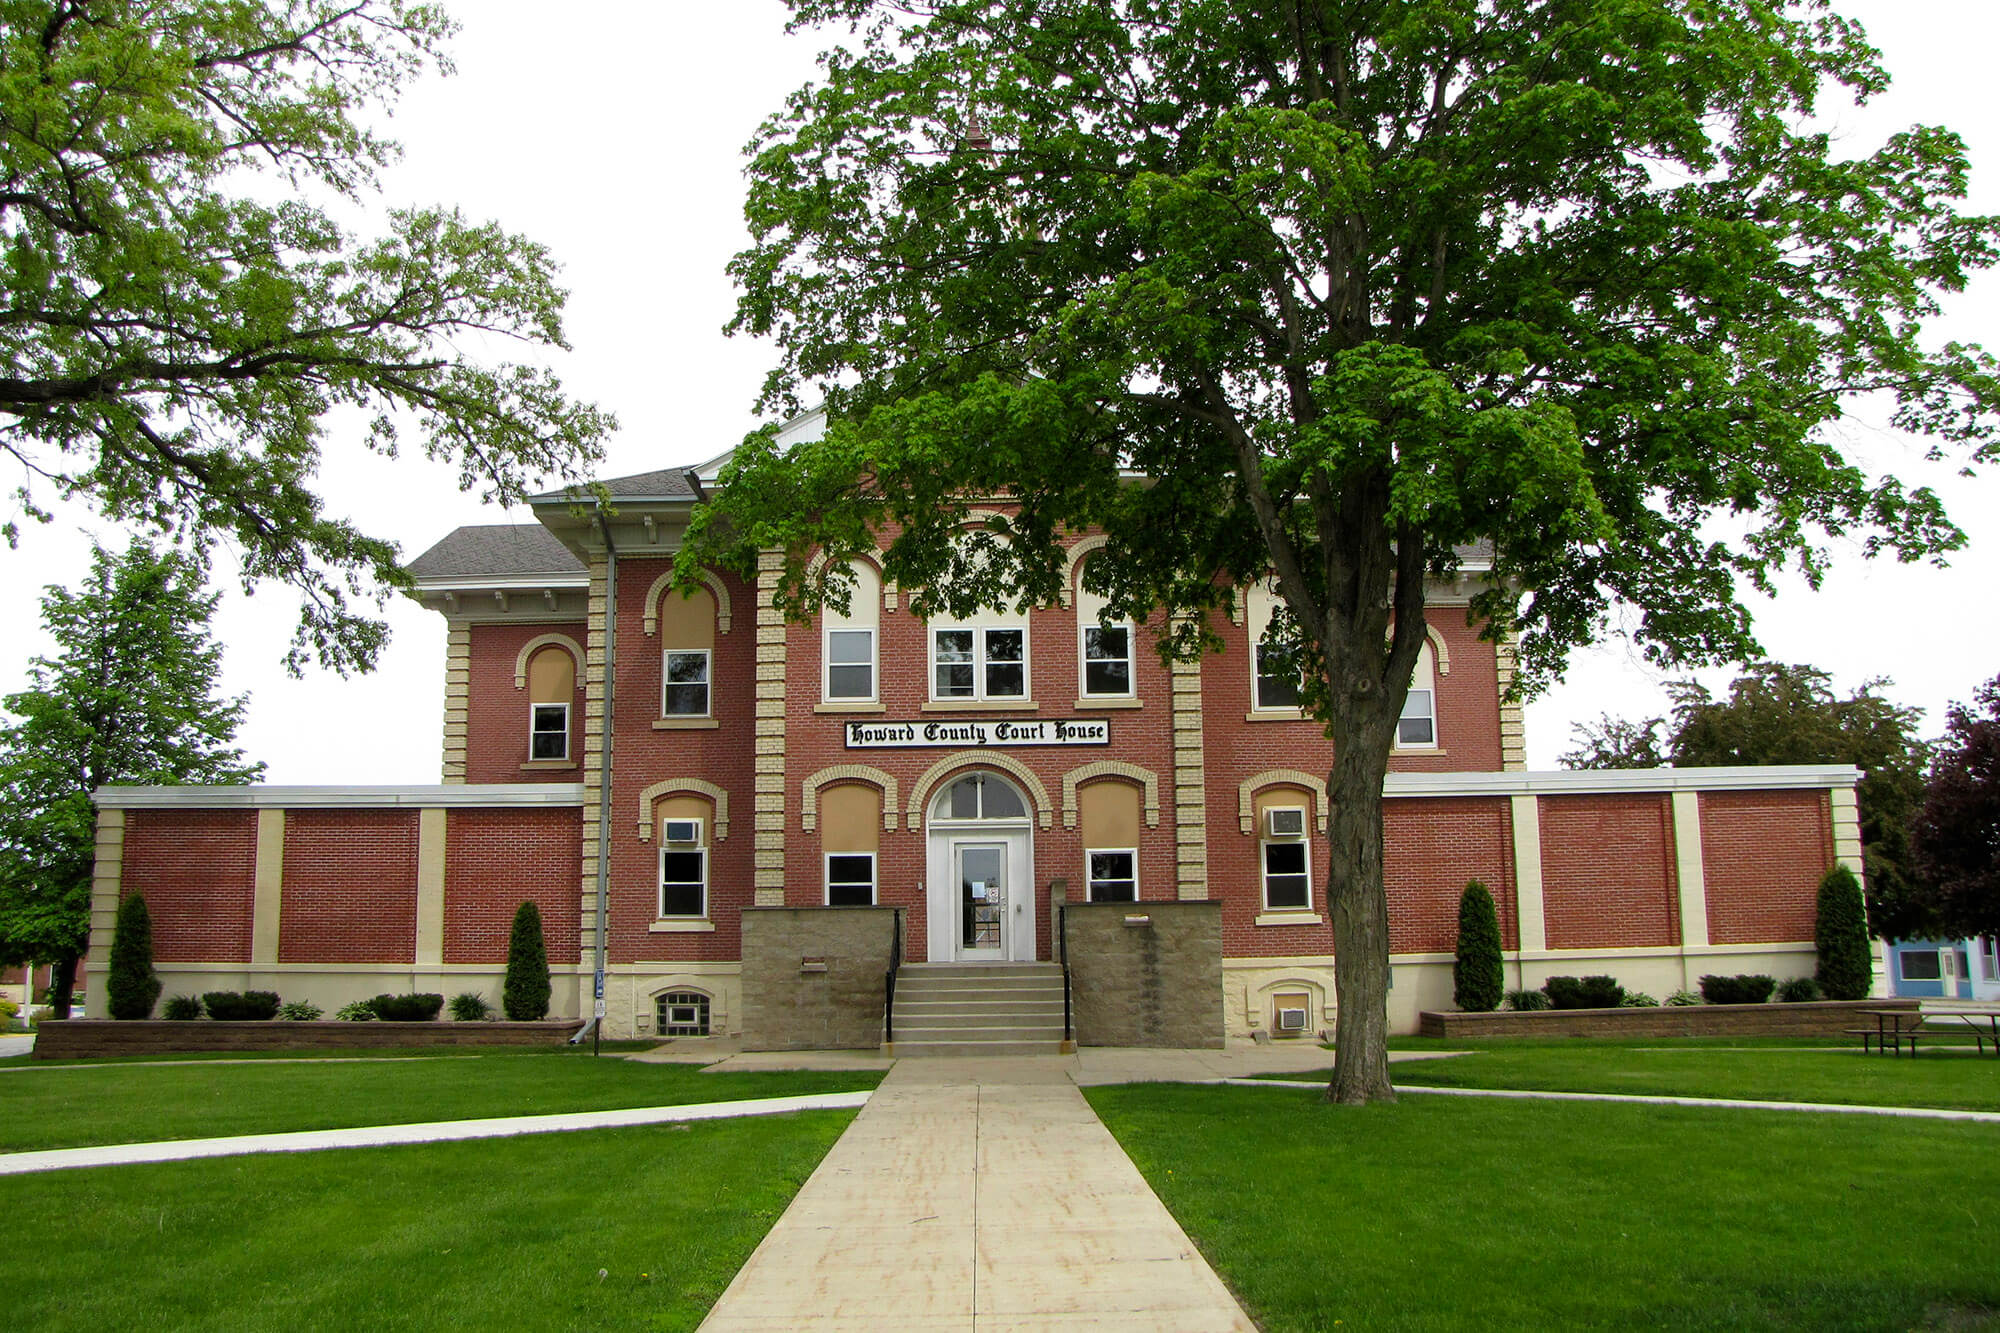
[33,1019,582,1060]
[1417,998,1916,1039]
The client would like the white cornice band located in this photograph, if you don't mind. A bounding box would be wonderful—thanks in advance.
[1383,765,1861,798]
[95,785,587,809]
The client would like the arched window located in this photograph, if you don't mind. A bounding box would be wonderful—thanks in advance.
[929,529,1029,703]
[1078,779,1142,902]
[1247,582,1301,712]
[823,560,881,703]
[657,585,716,719]
[654,794,713,919]
[819,781,882,905]
[1253,783,1315,912]
[656,990,710,1036]
[1074,554,1133,700]
[931,772,1029,822]
[1397,643,1439,748]
[526,645,576,760]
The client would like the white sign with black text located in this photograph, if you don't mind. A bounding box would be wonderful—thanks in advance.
[845,718,1110,748]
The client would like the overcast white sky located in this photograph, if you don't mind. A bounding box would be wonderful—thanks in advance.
[3,0,1996,783]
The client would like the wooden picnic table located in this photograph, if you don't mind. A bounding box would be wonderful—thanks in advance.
[1851,1008,1923,1056]
[1921,1007,1999,1056]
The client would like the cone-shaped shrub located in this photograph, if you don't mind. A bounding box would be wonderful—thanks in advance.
[1816,863,1873,1000]
[1453,880,1505,1012]
[503,900,552,1020]
[107,893,163,1020]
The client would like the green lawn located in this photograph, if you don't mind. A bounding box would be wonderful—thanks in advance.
[0,1050,881,1152]
[0,1113,853,1331]
[1305,1037,2000,1111]
[1089,1082,2000,1332]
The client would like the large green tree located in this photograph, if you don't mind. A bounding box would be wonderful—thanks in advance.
[0,543,263,1015]
[686,0,1999,1102]
[1564,663,1934,939]
[1910,673,2000,941]
[0,0,611,672]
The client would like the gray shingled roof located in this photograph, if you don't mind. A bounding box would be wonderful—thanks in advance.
[406,525,585,580]
[529,467,698,503]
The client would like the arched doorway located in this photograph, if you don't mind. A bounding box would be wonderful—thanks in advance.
[924,771,1036,962]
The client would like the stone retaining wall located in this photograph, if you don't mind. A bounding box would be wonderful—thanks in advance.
[740,906,898,1051]
[1065,901,1224,1048]
[1417,997,1915,1039]
[33,1018,580,1059]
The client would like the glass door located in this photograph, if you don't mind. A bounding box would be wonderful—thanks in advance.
[956,842,1007,960]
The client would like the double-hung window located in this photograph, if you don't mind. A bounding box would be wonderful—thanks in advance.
[826,853,876,906]
[663,650,711,716]
[932,627,1026,700]
[1087,849,1137,903]
[1398,689,1436,746]
[826,629,876,701]
[1081,623,1133,697]
[1254,643,1302,710]
[529,703,569,760]
[659,818,707,918]
[1261,816,1311,911]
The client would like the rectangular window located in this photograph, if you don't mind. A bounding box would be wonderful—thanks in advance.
[1082,624,1132,696]
[1262,840,1311,910]
[1398,689,1436,746]
[826,628,876,701]
[1984,936,1998,980]
[1899,949,1942,982]
[1086,849,1137,903]
[826,853,876,906]
[931,627,1027,701]
[529,703,569,760]
[663,650,711,716]
[659,847,707,917]
[1254,644,1301,710]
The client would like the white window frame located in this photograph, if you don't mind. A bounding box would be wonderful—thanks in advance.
[825,851,877,906]
[1079,620,1135,698]
[1899,948,1941,983]
[658,844,708,918]
[824,627,878,702]
[1085,848,1138,903]
[529,702,570,761]
[662,649,712,718]
[930,626,1029,701]
[1397,688,1437,748]
[1261,836,1312,911]
[1983,936,1999,982]
[1253,640,1302,711]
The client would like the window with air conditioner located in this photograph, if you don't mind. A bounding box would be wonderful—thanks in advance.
[662,819,701,846]
[1266,807,1306,839]
[1273,993,1311,1035]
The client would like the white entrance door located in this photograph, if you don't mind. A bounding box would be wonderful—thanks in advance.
[925,828,1034,963]
[955,841,1009,961]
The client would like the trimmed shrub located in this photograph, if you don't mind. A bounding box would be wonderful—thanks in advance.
[503,900,552,1021]
[1504,988,1550,1011]
[1699,974,1777,1005]
[365,993,444,1022]
[1665,989,1703,1006]
[1815,863,1872,1001]
[107,893,163,1020]
[277,1000,323,1020]
[1543,975,1625,1010]
[1452,880,1505,1012]
[1620,992,1660,1007]
[335,999,375,1021]
[449,992,493,1022]
[1775,976,1822,1004]
[162,994,204,1020]
[201,990,281,1021]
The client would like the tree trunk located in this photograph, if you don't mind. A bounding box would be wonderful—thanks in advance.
[1325,724,1398,1104]
[50,954,78,1019]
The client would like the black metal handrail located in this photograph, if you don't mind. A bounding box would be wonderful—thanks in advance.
[1057,903,1074,1047]
[884,906,904,1046]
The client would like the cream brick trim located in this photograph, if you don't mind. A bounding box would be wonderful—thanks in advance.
[442,620,471,782]
[84,809,126,986]
[1671,790,1710,951]
[1424,623,1451,676]
[636,778,730,842]
[642,568,733,637]
[904,752,1054,830]
[415,808,447,966]
[803,548,899,613]
[753,550,790,905]
[800,765,901,832]
[1510,794,1546,954]
[252,809,285,966]
[1829,787,1866,880]
[512,631,585,689]
[1236,769,1328,834]
[579,556,609,949]
[1058,534,1110,608]
[1170,641,1208,899]
[1060,761,1160,830]
[1495,633,1527,771]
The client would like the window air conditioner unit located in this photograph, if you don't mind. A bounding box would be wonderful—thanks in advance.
[663,819,701,846]
[1274,1003,1310,1033]
[1266,807,1306,838]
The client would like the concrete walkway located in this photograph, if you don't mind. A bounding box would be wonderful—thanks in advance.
[698,1058,1258,1332]
[0,1035,33,1058]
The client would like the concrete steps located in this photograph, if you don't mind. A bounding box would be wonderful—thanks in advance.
[889,963,1071,1057]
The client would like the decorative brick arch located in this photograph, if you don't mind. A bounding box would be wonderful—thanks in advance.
[642,569,732,637]
[905,753,1053,830]
[802,550,898,616]
[636,778,730,842]
[1237,769,1327,834]
[1424,624,1451,676]
[1061,761,1160,830]
[512,633,584,690]
[800,765,900,833]
[1059,535,1111,609]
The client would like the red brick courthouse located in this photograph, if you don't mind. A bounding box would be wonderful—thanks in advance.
[87,416,1865,1046]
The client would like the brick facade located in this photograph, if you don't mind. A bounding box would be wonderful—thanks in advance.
[1539,794,1680,951]
[1700,789,1832,946]
[121,809,258,963]
[279,810,421,964]
[443,808,583,964]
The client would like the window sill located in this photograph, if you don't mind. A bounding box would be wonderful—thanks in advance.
[1255,911,1324,927]
[1074,696,1141,710]
[813,701,886,714]
[519,759,577,771]
[1392,745,1445,756]
[921,698,1039,712]
[652,718,720,731]
[649,918,716,933]
[1246,709,1306,723]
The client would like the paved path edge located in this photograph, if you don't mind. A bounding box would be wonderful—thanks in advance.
[1230,1079,2000,1122]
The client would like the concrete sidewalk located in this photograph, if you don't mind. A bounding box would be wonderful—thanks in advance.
[698,1058,1258,1332]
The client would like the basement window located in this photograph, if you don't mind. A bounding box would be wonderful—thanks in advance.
[655,991,711,1037]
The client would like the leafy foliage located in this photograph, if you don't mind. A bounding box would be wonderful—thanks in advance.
[689,1,2000,1102]
[1776,977,1823,1004]
[1452,881,1504,1012]
[1620,992,1660,1008]
[1910,673,2000,940]
[1665,990,1704,1007]
[365,993,443,1022]
[1504,989,1550,1013]
[201,991,281,1021]
[1564,664,1934,939]
[1815,863,1874,1000]
[105,893,160,1020]
[334,1000,376,1022]
[503,901,551,1021]
[449,992,493,1022]
[163,995,204,1021]
[0,0,611,671]
[1543,976,1625,1010]
[0,544,262,1014]
[1699,974,1778,1005]
[277,1000,324,1021]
